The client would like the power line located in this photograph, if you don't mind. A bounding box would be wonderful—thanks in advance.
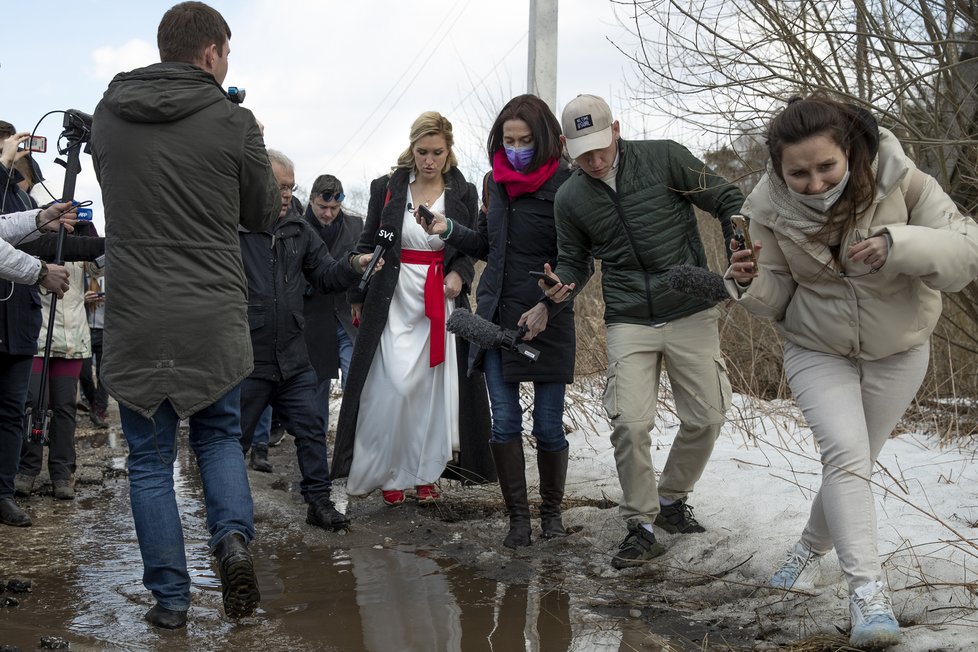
[325,0,474,171]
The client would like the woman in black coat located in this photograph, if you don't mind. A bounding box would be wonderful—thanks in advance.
[332,111,492,505]
[421,95,575,548]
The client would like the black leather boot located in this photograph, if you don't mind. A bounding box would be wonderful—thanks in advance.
[0,497,31,527]
[250,443,273,473]
[213,532,260,618]
[537,447,568,539]
[306,495,351,532]
[490,440,531,548]
[145,603,188,629]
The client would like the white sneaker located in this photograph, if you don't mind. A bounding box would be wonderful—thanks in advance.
[849,580,901,648]
[769,541,822,590]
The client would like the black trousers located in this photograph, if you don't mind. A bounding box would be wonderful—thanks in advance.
[0,354,33,499]
[20,363,80,481]
[79,327,108,413]
[239,366,333,502]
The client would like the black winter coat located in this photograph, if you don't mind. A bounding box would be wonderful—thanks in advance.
[332,166,495,484]
[446,167,576,383]
[240,209,360,382]
[302,208,363,382]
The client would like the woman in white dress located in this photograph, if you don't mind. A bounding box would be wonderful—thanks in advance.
[331,111,493,505]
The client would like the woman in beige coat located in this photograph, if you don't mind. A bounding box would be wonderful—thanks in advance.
[727,95,978,649]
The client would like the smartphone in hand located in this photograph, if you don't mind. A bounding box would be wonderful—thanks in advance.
[730,215,757,267]
[528,270,559,287]
[417,204,435,226]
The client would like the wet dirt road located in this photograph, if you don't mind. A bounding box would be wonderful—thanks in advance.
[1,422,753,651]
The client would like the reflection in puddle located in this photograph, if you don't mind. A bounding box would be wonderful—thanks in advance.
[1,441,679,652]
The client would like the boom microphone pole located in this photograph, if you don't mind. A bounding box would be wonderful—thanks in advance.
[28,109,92,446]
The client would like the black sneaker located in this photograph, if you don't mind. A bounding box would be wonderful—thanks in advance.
[268,420,287,447]
[654,499,706,534]
[611,525,666,569]
[306,497,351,532]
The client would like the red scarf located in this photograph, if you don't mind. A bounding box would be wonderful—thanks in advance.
[492,150,559,199]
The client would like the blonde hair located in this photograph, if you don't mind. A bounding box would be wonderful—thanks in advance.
[396,111,458,174]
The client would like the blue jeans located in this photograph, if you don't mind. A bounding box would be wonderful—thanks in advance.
[336,320,353,391]
[252,405,272,446]
[239,367,332,501]
[482,349,567,452]
[119,385,255,612]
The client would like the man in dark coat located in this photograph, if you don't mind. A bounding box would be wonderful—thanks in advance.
[239,151,375,532]
[89,1,279,629]
[302,174,362,426]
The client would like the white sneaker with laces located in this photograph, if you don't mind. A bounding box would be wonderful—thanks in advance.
[769,541,822,590]
[849,580,900,648]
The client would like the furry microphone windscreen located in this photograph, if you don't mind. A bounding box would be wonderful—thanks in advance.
[665,265,731,302]
[446,309,500,349]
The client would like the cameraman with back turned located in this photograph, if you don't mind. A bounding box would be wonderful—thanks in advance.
[90,1,279,629]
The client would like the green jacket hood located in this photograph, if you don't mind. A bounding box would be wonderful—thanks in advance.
[101,62,227,124]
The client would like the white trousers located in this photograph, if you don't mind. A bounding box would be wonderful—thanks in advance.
[783,340,929,591]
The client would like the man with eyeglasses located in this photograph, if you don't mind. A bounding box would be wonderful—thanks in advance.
[302,175,362,426]
[237,151,379,533]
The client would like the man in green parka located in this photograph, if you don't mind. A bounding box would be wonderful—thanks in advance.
[90,1,279,629]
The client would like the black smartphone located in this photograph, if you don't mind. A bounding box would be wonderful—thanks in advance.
[730,214,757,267]
[528,270,559,287]
[417,204,434,226]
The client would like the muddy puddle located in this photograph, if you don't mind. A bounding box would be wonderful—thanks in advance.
[1,429,736,651]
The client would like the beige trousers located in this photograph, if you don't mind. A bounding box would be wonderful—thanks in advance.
[604,307,731,525]
[784,341,929,591]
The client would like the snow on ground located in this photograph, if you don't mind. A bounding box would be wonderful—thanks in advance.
[552,380,978,649]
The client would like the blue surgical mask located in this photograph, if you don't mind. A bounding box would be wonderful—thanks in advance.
[504,145,535,171]
[787,167,851,212]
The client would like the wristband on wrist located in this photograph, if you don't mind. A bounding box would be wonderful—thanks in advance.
[439,218,454,240]
[37,260,48,284]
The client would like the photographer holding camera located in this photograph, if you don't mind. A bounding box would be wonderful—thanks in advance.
[0,202,79,528]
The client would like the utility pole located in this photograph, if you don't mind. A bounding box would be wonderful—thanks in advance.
[527,0,558,114]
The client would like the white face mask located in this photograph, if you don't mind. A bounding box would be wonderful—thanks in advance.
[787,167,850,212]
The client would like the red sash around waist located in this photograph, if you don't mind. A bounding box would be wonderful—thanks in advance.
[400,248,446,367]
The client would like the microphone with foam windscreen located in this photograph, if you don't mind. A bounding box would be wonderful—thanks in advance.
[446,308,540,363]
[358,224,398,291]
[665,265,731,302]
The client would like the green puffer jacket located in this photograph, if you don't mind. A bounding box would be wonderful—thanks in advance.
[553,138,744,325]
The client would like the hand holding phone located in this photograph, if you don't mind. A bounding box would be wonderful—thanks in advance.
[417,204,435,226]
[730,215,757,268]
[24,135,47,154]
[528,270,559,288]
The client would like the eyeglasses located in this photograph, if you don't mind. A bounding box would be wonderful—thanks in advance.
[320,191,345,203]
[279,184,297,194]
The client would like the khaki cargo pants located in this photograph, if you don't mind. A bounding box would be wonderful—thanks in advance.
[604,306,731,526]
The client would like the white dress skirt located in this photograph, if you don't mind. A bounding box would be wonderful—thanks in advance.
[347,191,461,495]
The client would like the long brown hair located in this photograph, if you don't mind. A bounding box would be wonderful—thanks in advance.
[766,95,879,242]
[486,94,562,171]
